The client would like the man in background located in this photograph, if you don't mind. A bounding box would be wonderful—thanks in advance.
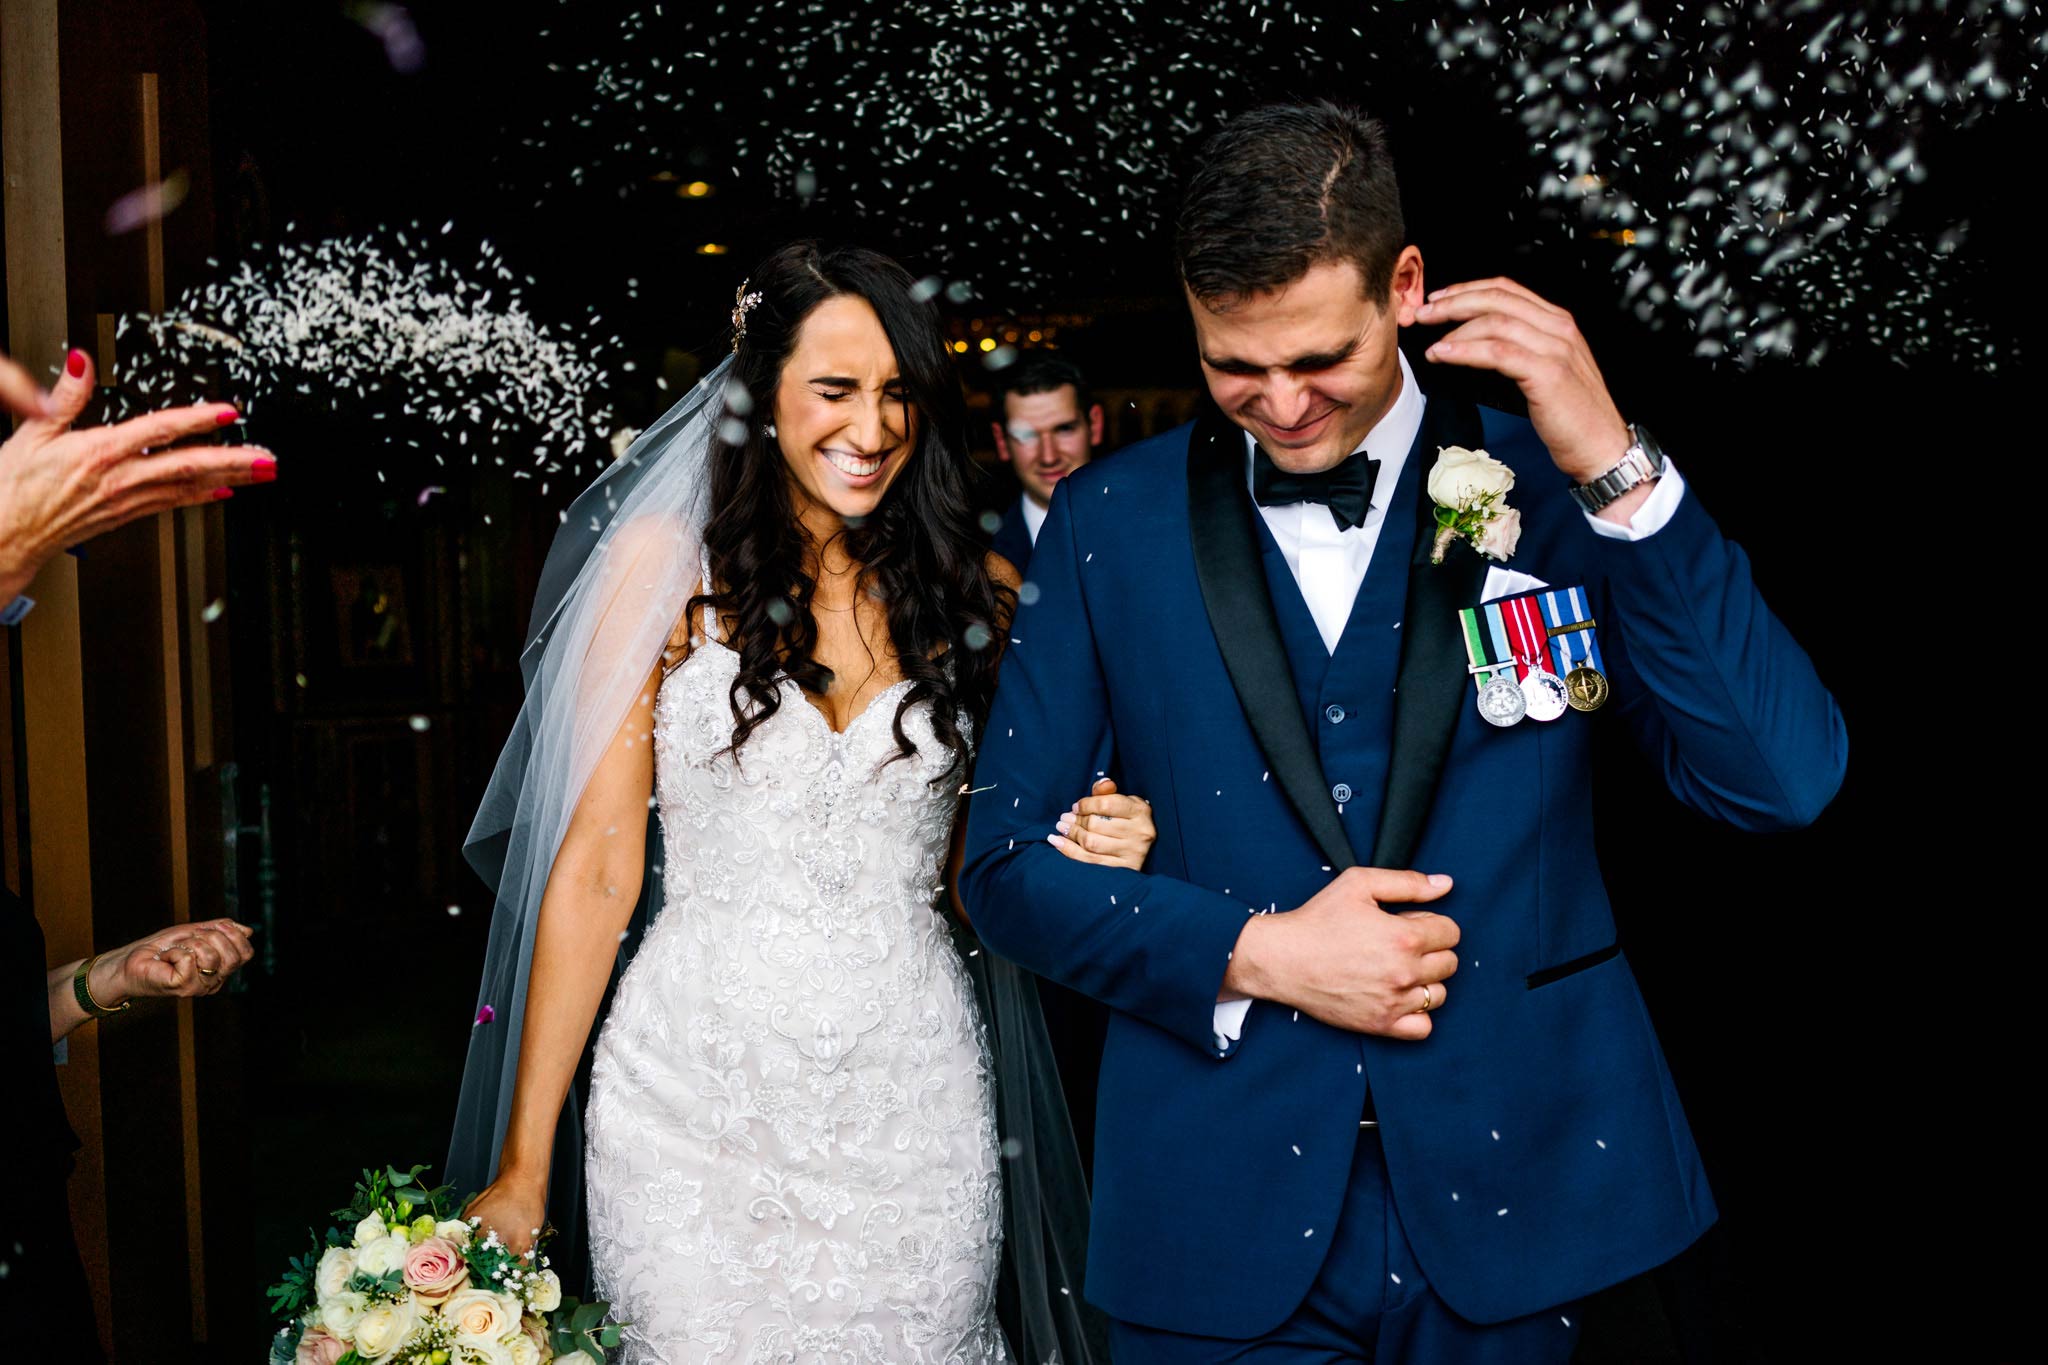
[988,355,1103,574]
[983,354,1111,1176]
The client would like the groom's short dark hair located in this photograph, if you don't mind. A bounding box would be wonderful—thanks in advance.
[1175,101,1406,308]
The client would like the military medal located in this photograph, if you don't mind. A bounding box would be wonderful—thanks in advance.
[1478,675,1528,726]
[1539,586,1610,712]
[1459,602,1527,727]
[1502,594,1569,722]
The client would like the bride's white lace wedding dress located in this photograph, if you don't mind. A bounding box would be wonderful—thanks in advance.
[584,603,1008,1364]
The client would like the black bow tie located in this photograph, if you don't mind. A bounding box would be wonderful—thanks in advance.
[1251,446,1379,531]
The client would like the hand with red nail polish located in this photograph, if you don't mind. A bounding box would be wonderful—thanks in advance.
[0,343,278,600]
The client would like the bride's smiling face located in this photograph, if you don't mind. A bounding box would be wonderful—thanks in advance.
[772,295,918,526]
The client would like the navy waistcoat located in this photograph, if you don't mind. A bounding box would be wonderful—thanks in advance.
[1252,448,1424,861]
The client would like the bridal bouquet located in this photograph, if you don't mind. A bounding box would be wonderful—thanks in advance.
[266,1164,621,1365]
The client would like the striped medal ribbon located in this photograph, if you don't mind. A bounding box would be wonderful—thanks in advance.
[1459,601,1528,727]
[1538,586,1610,712]
[1500,593,1570,721]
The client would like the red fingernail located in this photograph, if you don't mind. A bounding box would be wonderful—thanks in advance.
[212,487,235,501]
[216,406,240,425]
[66,349,86,377]
[251,456,277,482]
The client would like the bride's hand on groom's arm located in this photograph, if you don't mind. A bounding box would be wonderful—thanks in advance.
[1046,778,1156,871]
[1222,867,1461,1040]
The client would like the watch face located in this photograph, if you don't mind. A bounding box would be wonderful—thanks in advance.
[1630,423,1664,469]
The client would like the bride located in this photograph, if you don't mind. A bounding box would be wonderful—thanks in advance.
[447,242,1151,1363]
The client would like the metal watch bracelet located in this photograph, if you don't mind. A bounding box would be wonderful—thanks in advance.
[1568,423,1665,514]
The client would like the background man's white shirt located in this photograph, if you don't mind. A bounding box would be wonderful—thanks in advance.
[1021,491,1049,545]
[1210,349,1686,1047]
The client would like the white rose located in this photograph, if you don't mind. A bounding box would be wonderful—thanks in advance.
[350,1297,419,1360]
[1427,445,1515,510]
[1472,506,1523,561]
[553,1354,599,1365]
[356,1231,413,1278]
[435,1218,475,1247]
[452,1339,517,1365]
[314,1246,358,1302]
[506,1332,543,1365]
[445,1287,523,1343]
[353,1211,388,1248]
[526,1267,562,1313]
[319,1289,368,1339]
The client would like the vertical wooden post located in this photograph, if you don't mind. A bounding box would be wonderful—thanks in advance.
[132,66,211,1342]
[1,5,113,1358]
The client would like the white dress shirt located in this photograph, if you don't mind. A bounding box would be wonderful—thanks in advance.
[1211,352,1687,1047]
[1020,491,1049,545]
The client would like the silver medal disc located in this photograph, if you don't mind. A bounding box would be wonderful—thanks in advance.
[1521,668,1570,722]
[1477,675,1527,727]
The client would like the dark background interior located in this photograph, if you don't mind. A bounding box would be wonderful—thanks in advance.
[127,1,2039,1359]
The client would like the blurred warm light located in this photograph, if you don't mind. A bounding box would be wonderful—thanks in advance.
[651,170,679,182]
[696,243,729,255]
[951,340,970,353]
[1028,330,1043,342]
[681,181,715,198]
[978,337,997,352]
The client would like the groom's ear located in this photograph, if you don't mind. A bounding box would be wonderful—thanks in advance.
[990,421,1013,462]
[1390,245,1427,328]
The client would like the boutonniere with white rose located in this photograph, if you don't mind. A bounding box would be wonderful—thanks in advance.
[1426,446,1521,564]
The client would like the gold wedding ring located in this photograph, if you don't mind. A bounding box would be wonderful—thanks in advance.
[197,966,217,976]
[1417,984,1435,1013]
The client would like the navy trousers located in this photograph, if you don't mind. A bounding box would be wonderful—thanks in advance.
[1108,1130,1582,1364]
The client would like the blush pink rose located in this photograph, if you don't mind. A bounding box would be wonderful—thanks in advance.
[401,1236,470,1305]
[1473,506,1522,561]
[296,1328,348,1365]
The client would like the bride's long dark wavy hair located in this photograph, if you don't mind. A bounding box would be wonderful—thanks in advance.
[688,241,1012,782]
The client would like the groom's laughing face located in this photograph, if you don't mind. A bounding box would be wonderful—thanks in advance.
[1189,252,1424,474]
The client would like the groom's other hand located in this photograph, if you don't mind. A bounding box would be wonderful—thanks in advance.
[1416,278,1650,523]
[1224,867,1459,1040]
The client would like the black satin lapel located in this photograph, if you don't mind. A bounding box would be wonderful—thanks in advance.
[1187,415,1359,873]
[1369,395,1491,869]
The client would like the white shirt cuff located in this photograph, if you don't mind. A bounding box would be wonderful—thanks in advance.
[1581,460,1686,541]
[1212,997,1253,1048]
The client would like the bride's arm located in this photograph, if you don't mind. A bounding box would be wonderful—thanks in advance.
[466,652,666,1257]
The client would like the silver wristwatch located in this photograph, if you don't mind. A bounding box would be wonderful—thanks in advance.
[1567,423,1665,514]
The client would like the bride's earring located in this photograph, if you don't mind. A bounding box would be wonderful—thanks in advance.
[764,421,777,439]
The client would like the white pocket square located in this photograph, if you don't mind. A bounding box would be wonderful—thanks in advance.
[1480,567,1551,602]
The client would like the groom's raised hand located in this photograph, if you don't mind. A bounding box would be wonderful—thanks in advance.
[1223,867,1461,1040]
[1415,278,1641,496]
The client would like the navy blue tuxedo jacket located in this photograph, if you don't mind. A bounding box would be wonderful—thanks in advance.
[960,394,1846,1336]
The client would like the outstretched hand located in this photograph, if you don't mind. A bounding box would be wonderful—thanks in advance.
[0,347,277,599]
[1048,778,1156,871]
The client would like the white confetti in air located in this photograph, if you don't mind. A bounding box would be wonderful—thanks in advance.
[1424,0,2039,369]
[100,231,617,478]
[200,598,226,623]
[408,714,431,732]
[446,904,462,916]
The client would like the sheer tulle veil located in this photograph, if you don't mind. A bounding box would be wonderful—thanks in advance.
[446,355,1106,1362]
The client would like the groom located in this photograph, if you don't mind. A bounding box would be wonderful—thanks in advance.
[961,102,1846,1361]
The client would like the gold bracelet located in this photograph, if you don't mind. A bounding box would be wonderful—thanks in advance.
[73,954,130,1019]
